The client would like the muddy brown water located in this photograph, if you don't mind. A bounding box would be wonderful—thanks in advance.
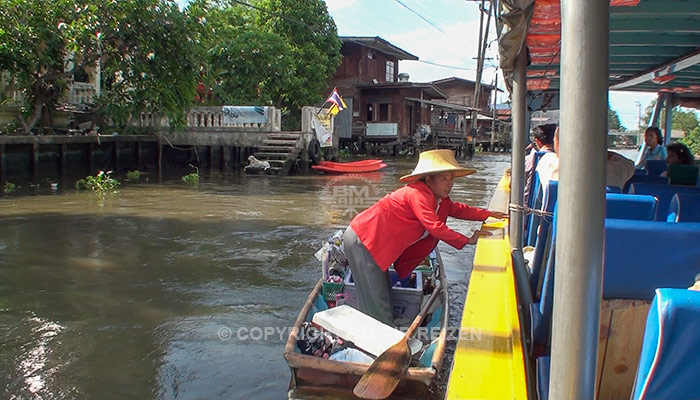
[0,153,510,399]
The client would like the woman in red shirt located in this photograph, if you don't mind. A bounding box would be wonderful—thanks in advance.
[342,149,507,325]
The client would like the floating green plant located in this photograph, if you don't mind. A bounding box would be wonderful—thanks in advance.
[126,170,141,180]
[3,182,16,194]
[182,165,200,185]
[76,171,120,193]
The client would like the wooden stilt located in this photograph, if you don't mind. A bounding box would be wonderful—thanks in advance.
[32,142,39,182]
[58,143,66,179]
[113,142,120,171]
[157,137,163,179]
[0,144,6,184]
[88,143,96,174]
[135,141,142,170]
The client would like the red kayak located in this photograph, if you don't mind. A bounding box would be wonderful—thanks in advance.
[312,159,386,173]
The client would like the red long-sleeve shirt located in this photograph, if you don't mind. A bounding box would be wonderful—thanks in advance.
[349,181,490,278]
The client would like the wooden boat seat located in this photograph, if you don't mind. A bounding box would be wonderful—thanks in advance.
[631,288,700,400]
[629,183,700,220]
[667,192,700,222]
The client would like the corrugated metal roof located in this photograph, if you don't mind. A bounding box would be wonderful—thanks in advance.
[513,0,700,98]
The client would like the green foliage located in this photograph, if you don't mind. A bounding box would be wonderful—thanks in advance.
[680,127,700,157]
[76,170,120,193]
[126,170,140,180]
[3,182,16,194]
[338,148,351,158]
[0,0,198,133]
[181,165,200,184]
[185,0,342,129]
[608,104,625,131]
[671,109,699,134]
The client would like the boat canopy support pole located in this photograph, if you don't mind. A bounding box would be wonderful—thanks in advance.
[663,92,674,146]
[549,0,609,398]
[509,49,527,250]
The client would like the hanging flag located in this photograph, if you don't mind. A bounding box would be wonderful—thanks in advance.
[325,88,347,116]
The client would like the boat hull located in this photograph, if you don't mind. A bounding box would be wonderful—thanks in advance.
[312,160,386,173]
[285,258,449,399]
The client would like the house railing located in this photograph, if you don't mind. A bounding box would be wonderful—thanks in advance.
[68,82,97,105]
[137,106,282,132]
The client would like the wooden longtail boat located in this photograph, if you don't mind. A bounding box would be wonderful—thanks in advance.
[284,252,449,399]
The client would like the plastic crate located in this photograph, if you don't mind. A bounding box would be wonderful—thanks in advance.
[322,281,344,302]
[341,269,423,326]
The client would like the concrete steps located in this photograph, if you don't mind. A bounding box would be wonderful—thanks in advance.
[251,132,305,175]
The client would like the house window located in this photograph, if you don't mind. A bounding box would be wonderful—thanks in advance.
[379,103,390,121]
[385,61,395,82]
[367,104,374,121]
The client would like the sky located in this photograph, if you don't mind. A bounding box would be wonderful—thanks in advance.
[324,0,657,131]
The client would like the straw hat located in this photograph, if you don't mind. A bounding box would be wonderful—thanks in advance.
[400,149,476,183]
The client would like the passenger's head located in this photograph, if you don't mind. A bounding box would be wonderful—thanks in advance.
[644,127,663,148]
[532,124,556,148]
[666,142,695,166]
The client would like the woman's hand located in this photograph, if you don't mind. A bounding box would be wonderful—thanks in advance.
[488,210,509,219]
[468,230,492,244]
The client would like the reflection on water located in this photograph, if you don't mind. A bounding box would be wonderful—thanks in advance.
[0,154,510,399]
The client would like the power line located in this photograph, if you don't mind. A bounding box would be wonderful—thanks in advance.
[393,0,448,36]
[412,59,497,71]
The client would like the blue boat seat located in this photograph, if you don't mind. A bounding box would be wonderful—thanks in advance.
[603,219,700,300]
[667,164,699,186]
[634,168,648,176]
[645,159,667,176]
[606,193,657,221]
[529,205,557,353]
[629,183,700,221]
[525,171,544,247]
[537,356,550,400]
[606,186,622,193]
[667,193,700,222]
[528,181,558,297]
[632,288,700,400]
[623,175,668,193]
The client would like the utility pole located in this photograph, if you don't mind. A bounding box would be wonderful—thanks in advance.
[635,101,642,147]
[490,72,498,150]
[470,0,493,157]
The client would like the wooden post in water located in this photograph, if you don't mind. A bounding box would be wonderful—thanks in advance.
[208,146,214,172]
[58,143,66,179]
[112,142,120,172]
[88,143,96,175]
[135,141,142,170]
[31,142,39,182]
[157,137,163,179]
[0,144,6,184]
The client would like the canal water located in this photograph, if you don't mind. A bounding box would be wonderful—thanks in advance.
[0,153,510,400]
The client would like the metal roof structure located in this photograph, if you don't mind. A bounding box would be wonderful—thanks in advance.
[500,0,700,104]
[340,36,419,61]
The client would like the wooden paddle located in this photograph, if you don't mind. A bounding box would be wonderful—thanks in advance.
[353,284,443,399]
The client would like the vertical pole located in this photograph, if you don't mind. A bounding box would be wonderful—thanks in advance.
[32,142,39,182]
[0,144,6,184]
[509,49,527,250]
[157,137,162,179]
[59,143,66,179]
[550,0,608,398]
[491,73,499,150]
[663,92,674,145]
[113,141,120,171]
[135,141,142,170]
[89,143,95,175]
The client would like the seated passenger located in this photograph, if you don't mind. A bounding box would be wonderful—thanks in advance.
[536,127,560,189]
[691,273,700,291]
[606,151,635,190]
[524,124,557,206]
[636,127,667,169]
[664,142,695,171]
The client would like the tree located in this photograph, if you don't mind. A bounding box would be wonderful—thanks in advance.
[641,100,699,138]
[0,0,198,134]
[187,0,342,129]
[680,127,700,156]
[608,103,625,131]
